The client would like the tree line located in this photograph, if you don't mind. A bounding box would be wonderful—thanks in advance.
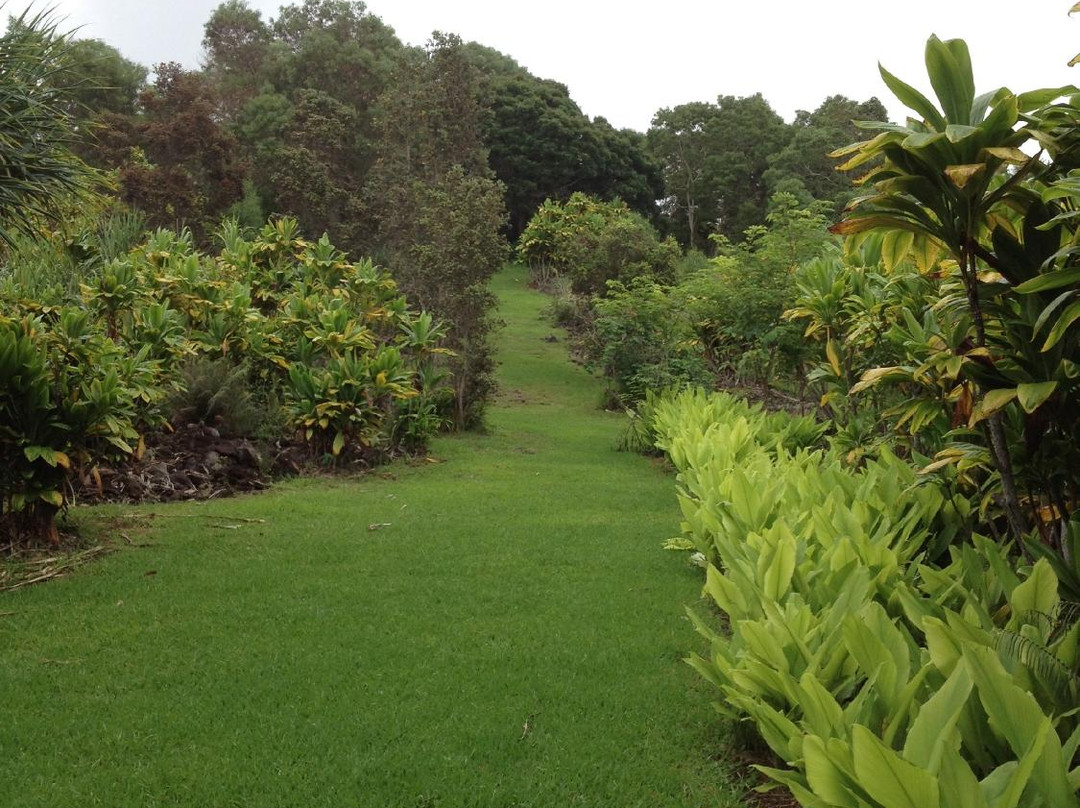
[66,0,886,251]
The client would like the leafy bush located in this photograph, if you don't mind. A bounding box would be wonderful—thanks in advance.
[169,358,263,437]
[0,308,159,544]
[828,35,1080,548]
[575,194,837,404]
[651,388,1079,807]
[591,277,711,404]
[518,193,679,295]
[0,218,449,545]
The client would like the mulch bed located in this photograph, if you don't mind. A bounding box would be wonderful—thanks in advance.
[74,423,295,504]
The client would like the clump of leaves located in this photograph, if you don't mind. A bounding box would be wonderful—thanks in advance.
[169,358,263,437]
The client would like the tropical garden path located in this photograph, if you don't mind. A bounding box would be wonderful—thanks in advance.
[1,265,743,807]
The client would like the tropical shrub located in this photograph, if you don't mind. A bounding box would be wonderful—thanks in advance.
[651,388,1079,808]
[829,35,1080,548]
[518,193,679,295]
[575,194,836,404]
[0,218,448,546]
[0,307,159,545]
[591,277,711,404]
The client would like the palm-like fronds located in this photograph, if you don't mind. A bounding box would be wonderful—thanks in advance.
[0,9,99,247]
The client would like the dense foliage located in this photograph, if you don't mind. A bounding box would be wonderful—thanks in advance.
[631,30,1080,808]
[0,221,448,545]
[541,193,833,405]
[518,193,678,296]
[0,12,100,245]
[646,95,886,247]
[650,388,1079,808]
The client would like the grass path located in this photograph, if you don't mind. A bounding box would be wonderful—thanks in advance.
[1,265,741,807]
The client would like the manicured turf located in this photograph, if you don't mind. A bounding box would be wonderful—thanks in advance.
[1,265,741,807]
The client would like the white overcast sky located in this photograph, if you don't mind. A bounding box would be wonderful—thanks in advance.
[23,1,1080,131]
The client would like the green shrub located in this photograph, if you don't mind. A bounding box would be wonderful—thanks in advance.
[0,307,161,544]
[1,218,450,545]
[591,277,711,404]
[169,358,263,437]
[518,193,679,296]
[652,388,1079,807]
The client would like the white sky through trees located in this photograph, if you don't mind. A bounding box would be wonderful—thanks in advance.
[30,1,1080,131]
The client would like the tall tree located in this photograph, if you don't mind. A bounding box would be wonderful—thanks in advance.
[367,34,507,427]
[267,0,400,115]
[649,95,791,246]
[100,63,245,239]
[647,102,716,249]
[467,43,662,237]
[201,0,271,117]
[269,88,367,246]
[763,95,889,210]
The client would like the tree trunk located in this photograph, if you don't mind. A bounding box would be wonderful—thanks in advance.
[962,244,1028,542]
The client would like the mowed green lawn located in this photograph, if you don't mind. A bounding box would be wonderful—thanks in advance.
[1,266,741,808]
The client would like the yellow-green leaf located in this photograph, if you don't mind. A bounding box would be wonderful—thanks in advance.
[903,660,973,772]
[40,489,64,508]
[1009,558,1058,624]
[1041,299,1080,351]
[1016,381,1058,413]
[826,339,843,376]
[850,366,906,395]
[332,431,346,456]
[968,388,1017,427]
[983,146,1029,164]
[881,230,915,272]
[852,724,940,808]
[944,164,986,189]
[804,735,859,808]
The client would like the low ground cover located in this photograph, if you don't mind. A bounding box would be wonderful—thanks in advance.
[0,266,743,808]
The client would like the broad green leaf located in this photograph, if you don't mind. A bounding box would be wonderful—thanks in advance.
[1014,266,1080,293]
[879,63,947,130]
[1016,381,1058,414]
[881,229,915,272]
[1033,290,1077,335]
[903,131,948,149]
[987,718,1050,808]
[945,124,980,143]
[903,660,973,772]
[968,388,1018,427]
[852,724,940,808]
[23,445,69,468]
[924,617,962,674]
[926,36,975,125]
[760,526,796,602]
[1008,558,1058,624]
[1015,85,1079,111]
[966,645,1078,808]
[331,430,346,456]
[804,735,859,808]
[1041,298,1080,351]
[939,744,989,808]
[754,765,831,808]
[705,564,747,616]
[797,674,846,738]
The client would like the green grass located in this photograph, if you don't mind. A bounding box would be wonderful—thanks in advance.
[1,265,742,807]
